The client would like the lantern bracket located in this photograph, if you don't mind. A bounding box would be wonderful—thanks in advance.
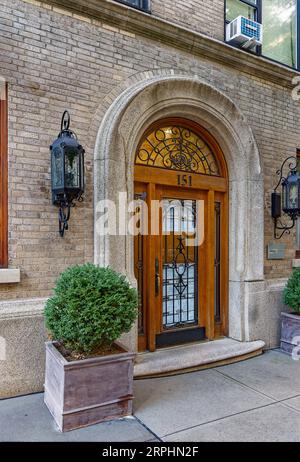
[61,110,70,132]
[59,201,71,238]
[58,193,83,238]
[272,156,299,240]
[273,216,296,240]
[274,156,297,192]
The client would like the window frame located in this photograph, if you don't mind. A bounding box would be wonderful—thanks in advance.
[225,1,261,27]
[0,84,8,268]
[225,0,300,71]
[114,0,151,13]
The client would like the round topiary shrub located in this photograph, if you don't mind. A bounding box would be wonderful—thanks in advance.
[45,263,138,355]
[283,267,300,313]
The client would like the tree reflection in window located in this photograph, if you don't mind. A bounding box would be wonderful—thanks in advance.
[263,0,297,68]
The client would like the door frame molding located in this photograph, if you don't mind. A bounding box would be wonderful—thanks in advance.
[93,73,264,351]
[134,118,229,351]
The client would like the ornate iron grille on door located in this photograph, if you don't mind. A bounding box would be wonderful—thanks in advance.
[162,199,198,329]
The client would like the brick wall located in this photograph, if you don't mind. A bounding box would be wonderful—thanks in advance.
[151,0,225,39]
[0,0,299,300]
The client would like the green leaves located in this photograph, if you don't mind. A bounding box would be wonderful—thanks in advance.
[45,264,138,354]
[283,267,300,313]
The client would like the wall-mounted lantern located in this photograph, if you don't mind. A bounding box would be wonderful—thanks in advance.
[272,156,300,239]
[50,111,85,237]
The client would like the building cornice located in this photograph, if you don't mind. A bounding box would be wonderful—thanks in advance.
[38,0,299,88]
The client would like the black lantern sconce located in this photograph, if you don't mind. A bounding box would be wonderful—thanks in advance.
[271,156,300,239]
[50,111,85,237]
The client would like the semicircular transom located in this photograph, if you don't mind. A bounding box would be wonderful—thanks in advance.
[135,123,221,176]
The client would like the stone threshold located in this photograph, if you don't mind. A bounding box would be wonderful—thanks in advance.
[134,338,265,379]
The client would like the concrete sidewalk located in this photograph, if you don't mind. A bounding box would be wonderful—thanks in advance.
[0,350,300,442]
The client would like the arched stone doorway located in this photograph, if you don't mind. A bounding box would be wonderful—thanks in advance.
[94,73,264,352]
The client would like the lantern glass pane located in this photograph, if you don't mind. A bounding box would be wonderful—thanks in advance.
[282,182,287,210]
[288,183,298,209]
[52,147,64,189]
[65,148,80,188]
[80,153,84,190]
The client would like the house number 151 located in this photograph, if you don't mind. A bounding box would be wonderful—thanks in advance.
[177,174,192,187]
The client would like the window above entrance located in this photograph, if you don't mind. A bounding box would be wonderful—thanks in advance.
[115,0,150,12]
[135,123,221,176]
[225,0,299,70]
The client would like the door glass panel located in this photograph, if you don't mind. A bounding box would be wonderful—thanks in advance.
[214,202,221,322]
[162,199,198,329]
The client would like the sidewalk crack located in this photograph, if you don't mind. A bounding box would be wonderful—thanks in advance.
[214,368,280,402]
[133,416,163,442]
[160,401,284,440]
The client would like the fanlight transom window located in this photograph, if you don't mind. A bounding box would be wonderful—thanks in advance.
[135,124,220,176]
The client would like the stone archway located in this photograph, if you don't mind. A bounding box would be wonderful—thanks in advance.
[93,74,264,351]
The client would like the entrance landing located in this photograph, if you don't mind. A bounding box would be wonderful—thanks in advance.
[134,338,265,379]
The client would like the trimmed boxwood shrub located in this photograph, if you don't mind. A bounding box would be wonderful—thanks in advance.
[45,264,138,354]
[283,267,300,313]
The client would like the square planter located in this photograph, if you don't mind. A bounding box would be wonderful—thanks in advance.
[44,341,136,432]
[280,312,300,355]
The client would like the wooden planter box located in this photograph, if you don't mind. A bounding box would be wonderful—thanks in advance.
[44,341,136,432]
[280,312,300,355]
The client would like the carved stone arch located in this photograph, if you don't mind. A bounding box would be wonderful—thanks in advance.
[94,74,264,348]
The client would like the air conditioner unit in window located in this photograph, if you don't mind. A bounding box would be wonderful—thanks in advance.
[226,16,263,50]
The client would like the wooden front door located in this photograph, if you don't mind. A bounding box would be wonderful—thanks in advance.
[134,119,228,352]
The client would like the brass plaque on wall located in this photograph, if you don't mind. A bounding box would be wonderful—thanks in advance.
[267,243,285,260]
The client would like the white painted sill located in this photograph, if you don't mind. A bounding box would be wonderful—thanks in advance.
[0,269,21,284]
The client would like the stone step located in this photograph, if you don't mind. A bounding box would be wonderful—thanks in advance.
[134,338,265,378]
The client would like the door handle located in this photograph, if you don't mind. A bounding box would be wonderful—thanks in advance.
[155,257,160,297]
